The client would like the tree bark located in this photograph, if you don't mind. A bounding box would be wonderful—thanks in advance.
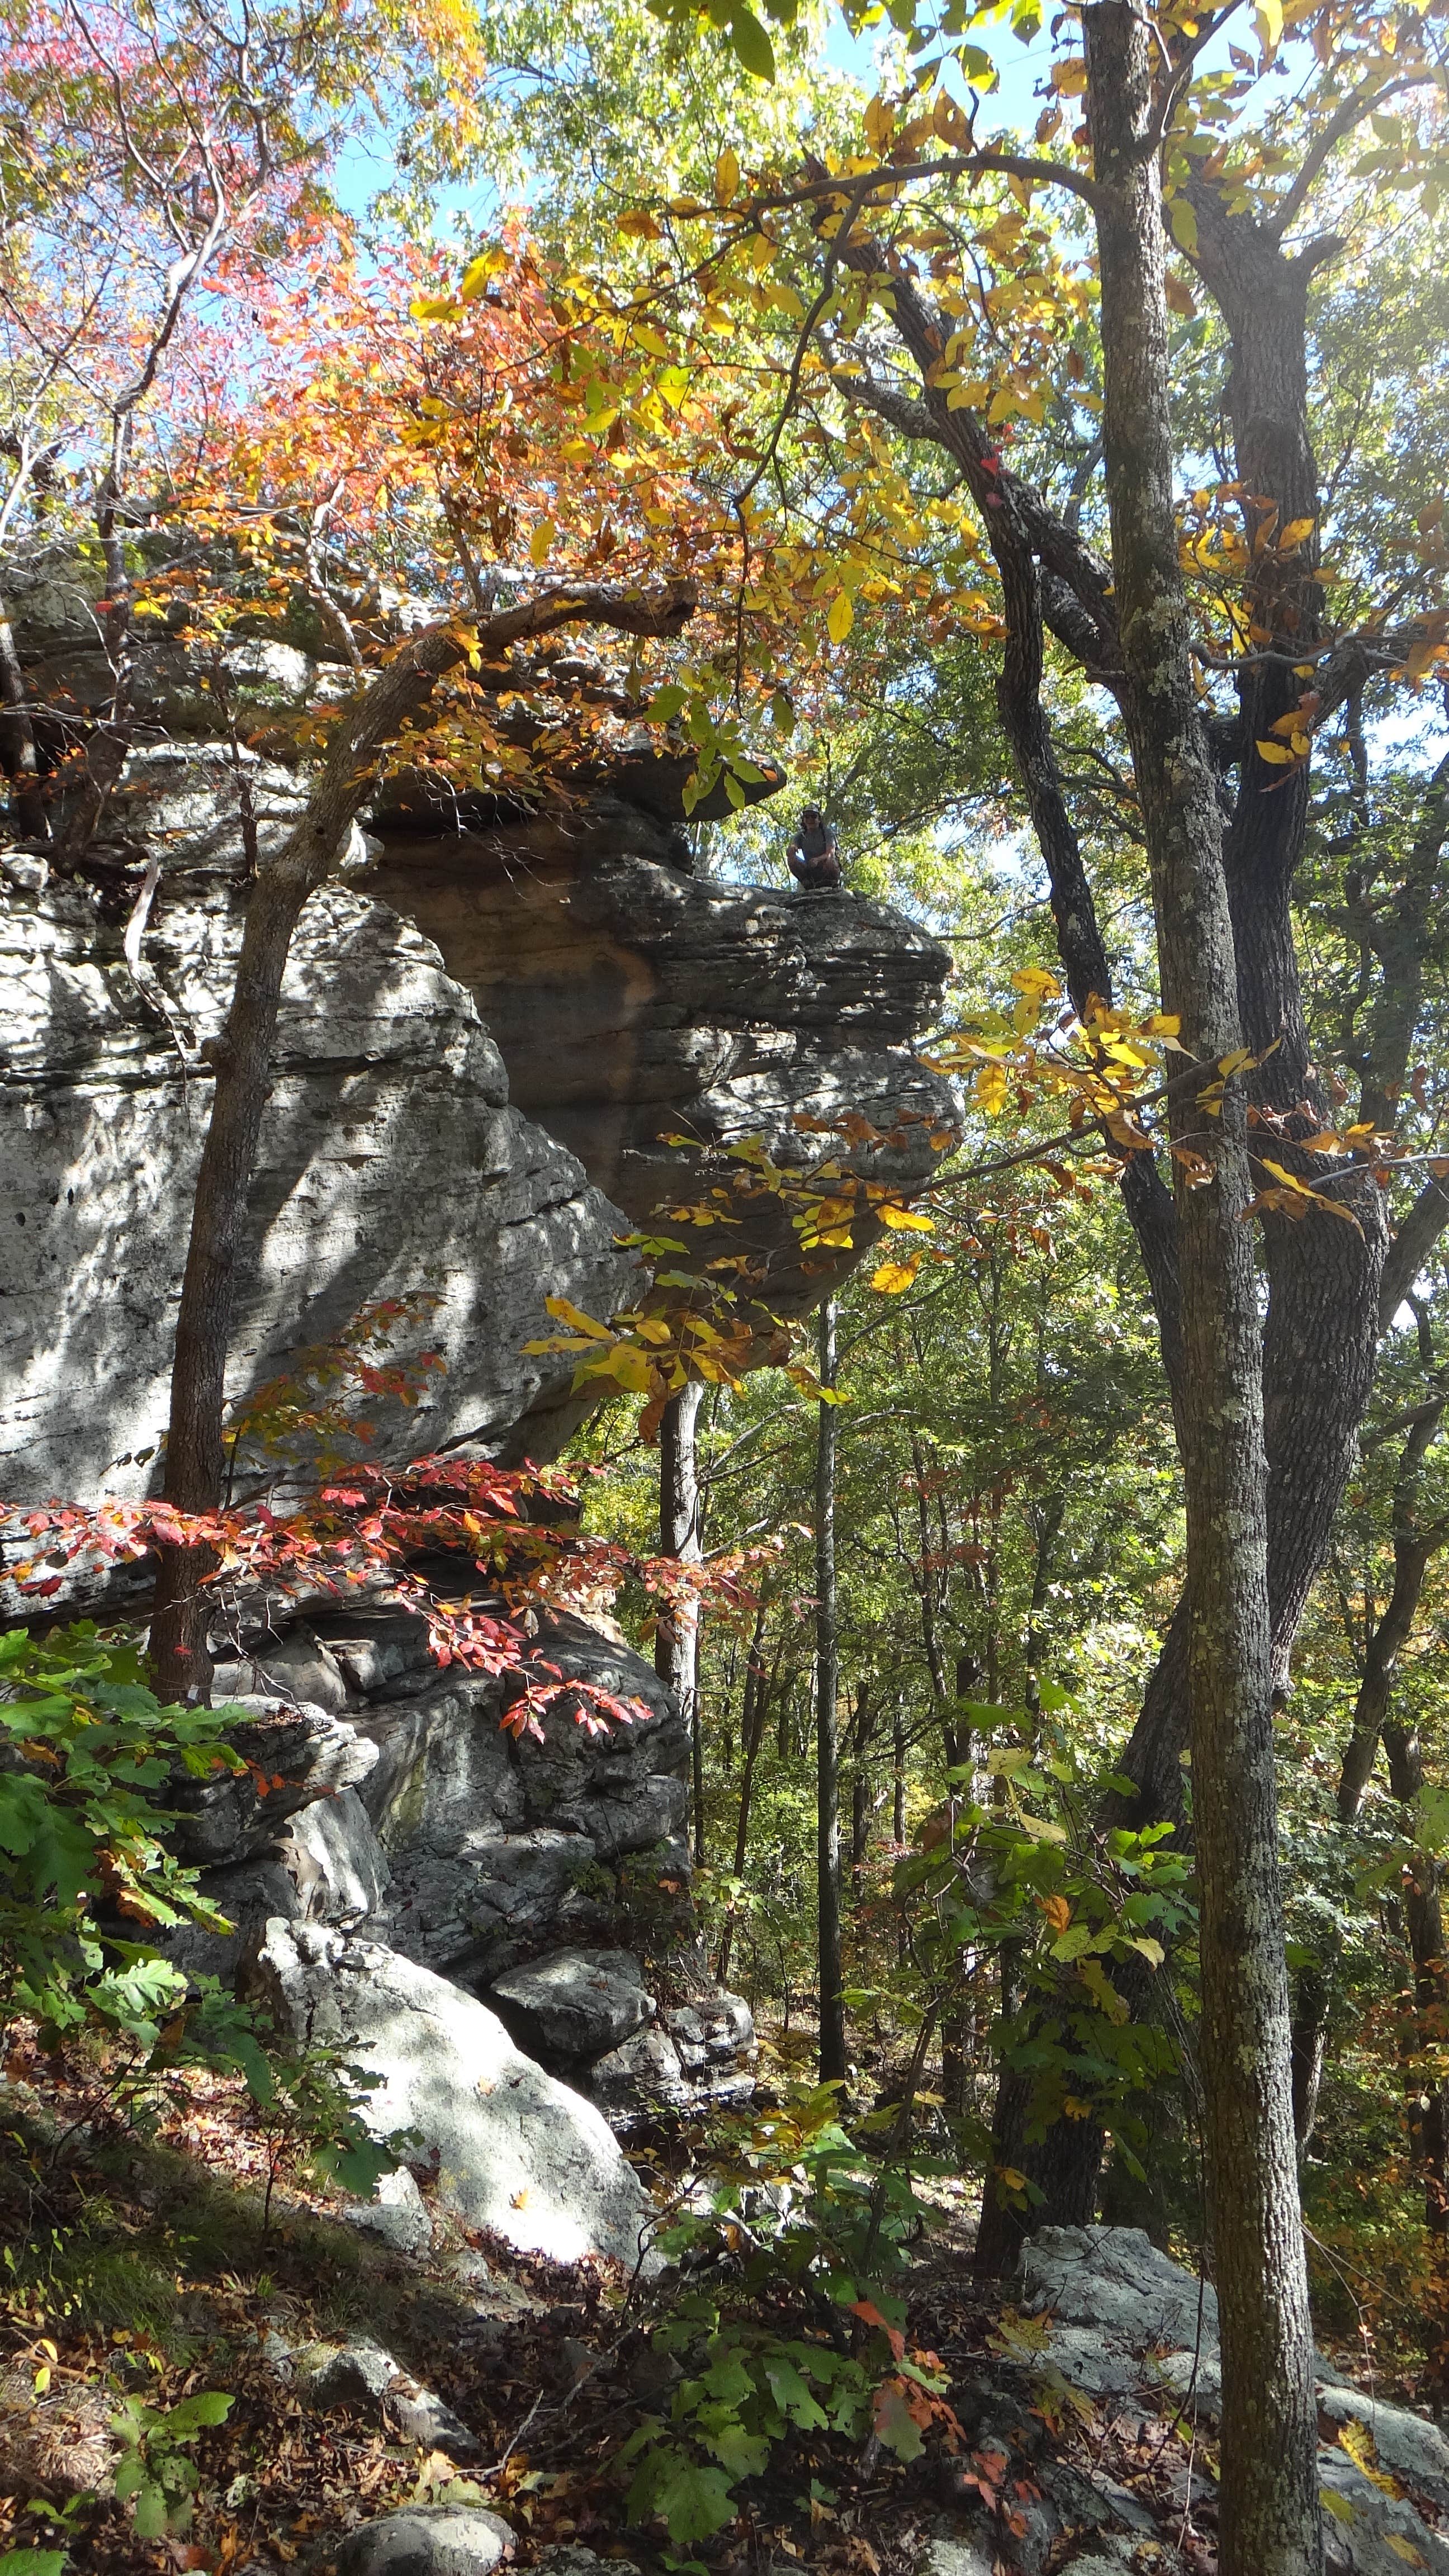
[656,1380,706,1859]
[146,578,695,1701]
[816,1297,848,2085]
[717,1594,770,1985]
[1085,10,1321,2565]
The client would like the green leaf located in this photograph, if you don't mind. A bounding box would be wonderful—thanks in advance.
[872,2381,925,2461]
[1167,195,1198,257]
[163,2392,233,2436]
[655,2461,738,2540]
[764,2358,827,2428]
[725,3,776,77]
[0,2555,69,2576]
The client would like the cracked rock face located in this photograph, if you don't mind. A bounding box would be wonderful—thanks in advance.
[1,750,638,1508]
[362,798,955,1304]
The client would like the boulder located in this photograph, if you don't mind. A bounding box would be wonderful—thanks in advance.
[253,1921,659,2271]
[158,1781,389,1987]
[347,1609,692,1987]
[336,2506,514,2576]
[1317,2381,1449,2514]
[590,2024,690,2117]
[363,813,956,1318]
[285,1787,390,1924]
[486,1949,655,2060]
[165,1703,378,1866]
[0,842,637,1524]
[341,2168,433,2257]
[915,2542,996,2576]
[1018,2225,1449,2576]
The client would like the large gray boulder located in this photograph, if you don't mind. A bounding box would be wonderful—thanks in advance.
[486,1949,654,2060]
[342,1607,692,1987]
[165,1702,379,1865]
[363,811,956,1318]
[163,1779,390,1986]
[1019,2225,1449,2576]
[253,1920,659,2271]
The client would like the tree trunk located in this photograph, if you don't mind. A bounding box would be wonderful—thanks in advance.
[816,1298,847,2085]
[1289,1363,1448,2133]
[1383,1714,1449,2406]
[717,1595,770,1985]
[972,1936,1031,2278]
[1085,10,1321,2565]
[656,1381,706,1858]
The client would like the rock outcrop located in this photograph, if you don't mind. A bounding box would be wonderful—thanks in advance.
[1010,2224,1449,2576]
[1,750,638,1505]
[167,1599,756,2121]
[2,575,953,1501]
[254,1919,660,2272]
[364,798,953,1225]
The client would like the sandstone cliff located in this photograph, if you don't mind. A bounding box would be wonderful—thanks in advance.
[2,618,953,1502]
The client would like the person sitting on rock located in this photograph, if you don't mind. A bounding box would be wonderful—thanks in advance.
[787,806,842,891]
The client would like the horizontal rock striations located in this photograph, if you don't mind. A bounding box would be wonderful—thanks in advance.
[1,751,638,1505]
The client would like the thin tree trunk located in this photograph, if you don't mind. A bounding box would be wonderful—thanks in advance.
[656,1380,706,1859]
[1289,1349,1448,2134]
[1382,1713,1449,2406]
[146,579,695,1702]
[973,1935,1031,2278]
[717,1595,769,1985]
[1086,10,1321,2565]
[816,1297,847,2085]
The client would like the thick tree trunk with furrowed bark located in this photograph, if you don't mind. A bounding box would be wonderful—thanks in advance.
[1084,10,1322,2566]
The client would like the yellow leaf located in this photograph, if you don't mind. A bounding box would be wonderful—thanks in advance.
[1011,965,1062,1002]
[1385,2538,1424,2565]
[460,247,506,301]
[879,1204,934,1232]
[1320,2489,1357,2526]
[544,1294,613,1340]
[932,91,972,149]
[716,147,741,204]
[827,591,854,644]
[1339,2416,1404,2498]
[1256,738,1298,764]
[864,93,895,153]
[1279,515,1315,549]
[975,1061,1009,1115]
[529,519,557,565]
[871,1255,920,1294]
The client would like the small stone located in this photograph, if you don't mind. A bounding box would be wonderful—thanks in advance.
[1,853,48,895]
[335,2504,514,2576]
[387,2378,479,2459]
[536,2551,642,2576]
[343,2167,432,2257]
[915,2541,995,2576]
[300,2337,399,2410]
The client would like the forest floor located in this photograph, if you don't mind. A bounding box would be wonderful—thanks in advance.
[0,2026,1404,2576]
